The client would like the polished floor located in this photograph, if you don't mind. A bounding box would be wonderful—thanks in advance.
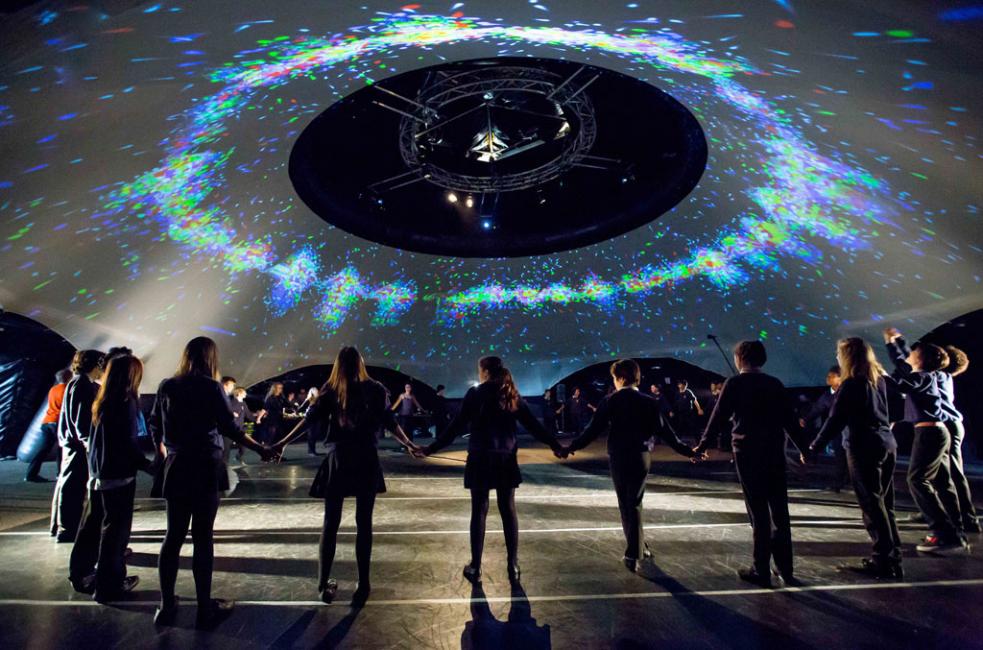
[1,438,982,649]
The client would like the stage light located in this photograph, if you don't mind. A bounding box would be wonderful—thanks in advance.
[482,220,492,230]
[465,196,474,208]
[447,192,458,204]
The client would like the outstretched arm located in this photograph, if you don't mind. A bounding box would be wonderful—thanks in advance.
[694,381,734,454]
[567,399,610,453]
[426,389,476,455]
[515,400,562,452]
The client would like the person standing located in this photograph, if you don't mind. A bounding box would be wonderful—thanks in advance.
[391,383,423,440]
[69,355,153,601]
[149,337,274,629]
[229,387,264,464]
[694,341,810,588]
[563,359,699,572]
[672,380,704,443]
[420,357,565,585]
[274,347,419,606]
[50,349,105,542]
[808,338,902,579]
[259,382,287,444]
[800,366,847,491]
[26,369,73,483]
[940,346,979,533]
[565,387,593,436]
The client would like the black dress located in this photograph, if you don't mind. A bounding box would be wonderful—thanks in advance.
[306,380,394,499]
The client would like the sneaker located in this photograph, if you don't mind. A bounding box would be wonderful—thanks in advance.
[838,558,903,580]
[319,579,338,604]
[463,564,482,584]
[737,567,773,588]
[916,535,969,555]
[69,574,95,595]
[622,557,638,573]
[93,575,139,603]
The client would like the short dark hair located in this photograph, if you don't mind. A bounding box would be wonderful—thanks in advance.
[610,359,641,386]
[676,379,688,387]
[106,346,133,362]
[828,365,841,375]
[71,349,105,375]
[912,342,949,372]
[436,384,446,392]
[221,376,237,385]
[944,346,969,376]
[734,340,767,368]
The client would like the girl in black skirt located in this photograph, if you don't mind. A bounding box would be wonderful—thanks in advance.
[274,346,419,606]
[421,356,565,585]
[149,337,274,628]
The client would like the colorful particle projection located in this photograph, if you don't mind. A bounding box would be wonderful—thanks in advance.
[0,2,979,392]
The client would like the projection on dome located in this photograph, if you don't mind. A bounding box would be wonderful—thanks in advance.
[0,1,979,394]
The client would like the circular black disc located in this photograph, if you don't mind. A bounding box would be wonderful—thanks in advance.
[290,57,707,258]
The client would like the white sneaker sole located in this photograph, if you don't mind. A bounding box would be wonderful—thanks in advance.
[918,544,970,555]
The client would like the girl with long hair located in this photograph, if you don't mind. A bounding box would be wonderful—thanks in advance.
[275,346,419,606]
[420,356,565,585]
[149,337,274,628]
[810,337,902,578]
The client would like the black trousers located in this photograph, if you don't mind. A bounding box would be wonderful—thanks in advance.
[734,451,794,577]
[26,423,58,481]
[469,487,519,569]
[847,445,902,565]
[306,424,322,454]
[908,424,961,540]
[831,438,850,490]
[158,492,221,607]
[610,451,651,560]
[945,421,978,526]
[50,443,88,539]
[69,482,136,595]
[319,492,376,590]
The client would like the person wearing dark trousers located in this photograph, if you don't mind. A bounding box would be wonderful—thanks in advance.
[274,347,419,606]
[809,338,902,579]
[694,340,810,588]
[69,355,153,601]
[27,369,73,483]
[50,350,105,542]
[392,383,423,440]
[421,356,565,586]
[259,382,287,445]
[800,366,847,491]
[884,328,968,554]
[563,359,698,572]
[149,337,275,629]
[229,387,265,464]
[940,346,979,533]
[672,379,704,443]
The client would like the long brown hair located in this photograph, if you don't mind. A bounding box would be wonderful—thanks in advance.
[176,336,220,380]
[837,337,886,387]
[479,356,520,412]
[92,355,143,427]
[324,346,371,413]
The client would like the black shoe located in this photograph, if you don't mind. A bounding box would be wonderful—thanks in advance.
[737,567,773,588]
[25,476,51,483]
[69,574,95,595]
[93,575,139,603]
[623,557,638,573]
[772,569,804,587]
[195,598,234,630]
[507,562,521,585]
[55,533,77,544]
[319,579,338,604]
[153,597,179,626]
[123,547,133,559]
[351,583,370,608]
[838,558,903,580]
[463,564,482,584]
[643,545,653,560]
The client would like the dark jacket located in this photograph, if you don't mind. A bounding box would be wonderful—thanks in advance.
[428,382,559,455]
[568,387,693,457]
[149,374,244,460]
[696,370,808,456]
[88,399,152,481]
[811,376,896,453]
[802,389,835,429]
[305,380,396,448]
[884,338,946,423]
[57,374,98,450]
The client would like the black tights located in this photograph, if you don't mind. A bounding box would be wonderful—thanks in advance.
[470,487,518,569]
[319,492,376,590]
[158,493,220,607]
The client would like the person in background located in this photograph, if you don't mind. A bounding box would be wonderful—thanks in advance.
[705,382,731,452]
[149,337,275,629]
[259,382,287,445]
[50,349,105,543]
[391,383,424,440]
[800,366,847,492]
[940,346,978,533]
[429,384,450,439]
[562,359,699,573]
[229,387,265,465]
[808,338,902,579]
[26,368,73,483]
[69,354,153,601]
[541,389,558,436]
[884,327,967,555]
[221,377,237,401]
[420,357,565,586]
[673,379,704,442]
[565,387,594,436]
[694,341,809,588]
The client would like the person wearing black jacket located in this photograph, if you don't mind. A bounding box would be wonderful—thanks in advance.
[563,359,698,572]
[69,355,153,601]
[809,338,902,579]
[694,340,810,588]
[275,346,419,606]
[149,337,274,629]
[940,347,979,533]
[50,349,105,543]
[421,356,565,586]
[800,366,847,491]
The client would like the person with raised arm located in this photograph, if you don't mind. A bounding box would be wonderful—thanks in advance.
[563,359,699,573]
[274,346,419,607]
[419,356,565,586]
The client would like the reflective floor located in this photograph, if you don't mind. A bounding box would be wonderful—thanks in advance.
[1,439,982,649]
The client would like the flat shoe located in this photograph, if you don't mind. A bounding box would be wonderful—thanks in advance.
[196,598,234,630]
[320,579,338,604]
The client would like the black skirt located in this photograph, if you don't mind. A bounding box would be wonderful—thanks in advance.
[464,451,522,490]
[310,444,386,499]
[151,454,228,499]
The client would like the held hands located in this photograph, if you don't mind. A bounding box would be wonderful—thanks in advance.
[553,444,572,460]
[258,444,280,463]
[690,447,709,463]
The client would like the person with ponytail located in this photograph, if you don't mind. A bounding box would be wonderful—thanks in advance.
[419,356,565,586]
[274,346,419,606]
[809,338,903,579]
[68,354,152,601]
[149,337,275,629]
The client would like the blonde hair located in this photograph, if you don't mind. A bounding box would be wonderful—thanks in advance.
[837,337,886,387]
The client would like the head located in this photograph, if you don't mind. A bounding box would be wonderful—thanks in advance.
[543,388,551,399]
[826,365,842,390]
[176,336,220,380]
[71,349,106,380]
[92,355,143,427]
[105,346,133,363]
[221,376,237,395]
[404,383,412,395]
[943,346,969,377]
[266,382,284,399]
[437,384,446,397]
[649,384,661,396]
[55,368,73,385]
[610,359,641,391]
[572,387,581,398]
[906,341,949,373]
[478,356,520,412]
[733,340,767,372]
[836,338,886,387]
[676,379,688,393]
[324,346,371,411]
[232,387,247,402]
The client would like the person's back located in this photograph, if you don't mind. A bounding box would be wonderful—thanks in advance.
[595,389,680,455]
[311,380,392,448]
[58,374,97,449]
[838,376,892,450]
[151,374,233,458]
[88,399,148,483]
[703,371,797,456]
[457,382,525,454]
